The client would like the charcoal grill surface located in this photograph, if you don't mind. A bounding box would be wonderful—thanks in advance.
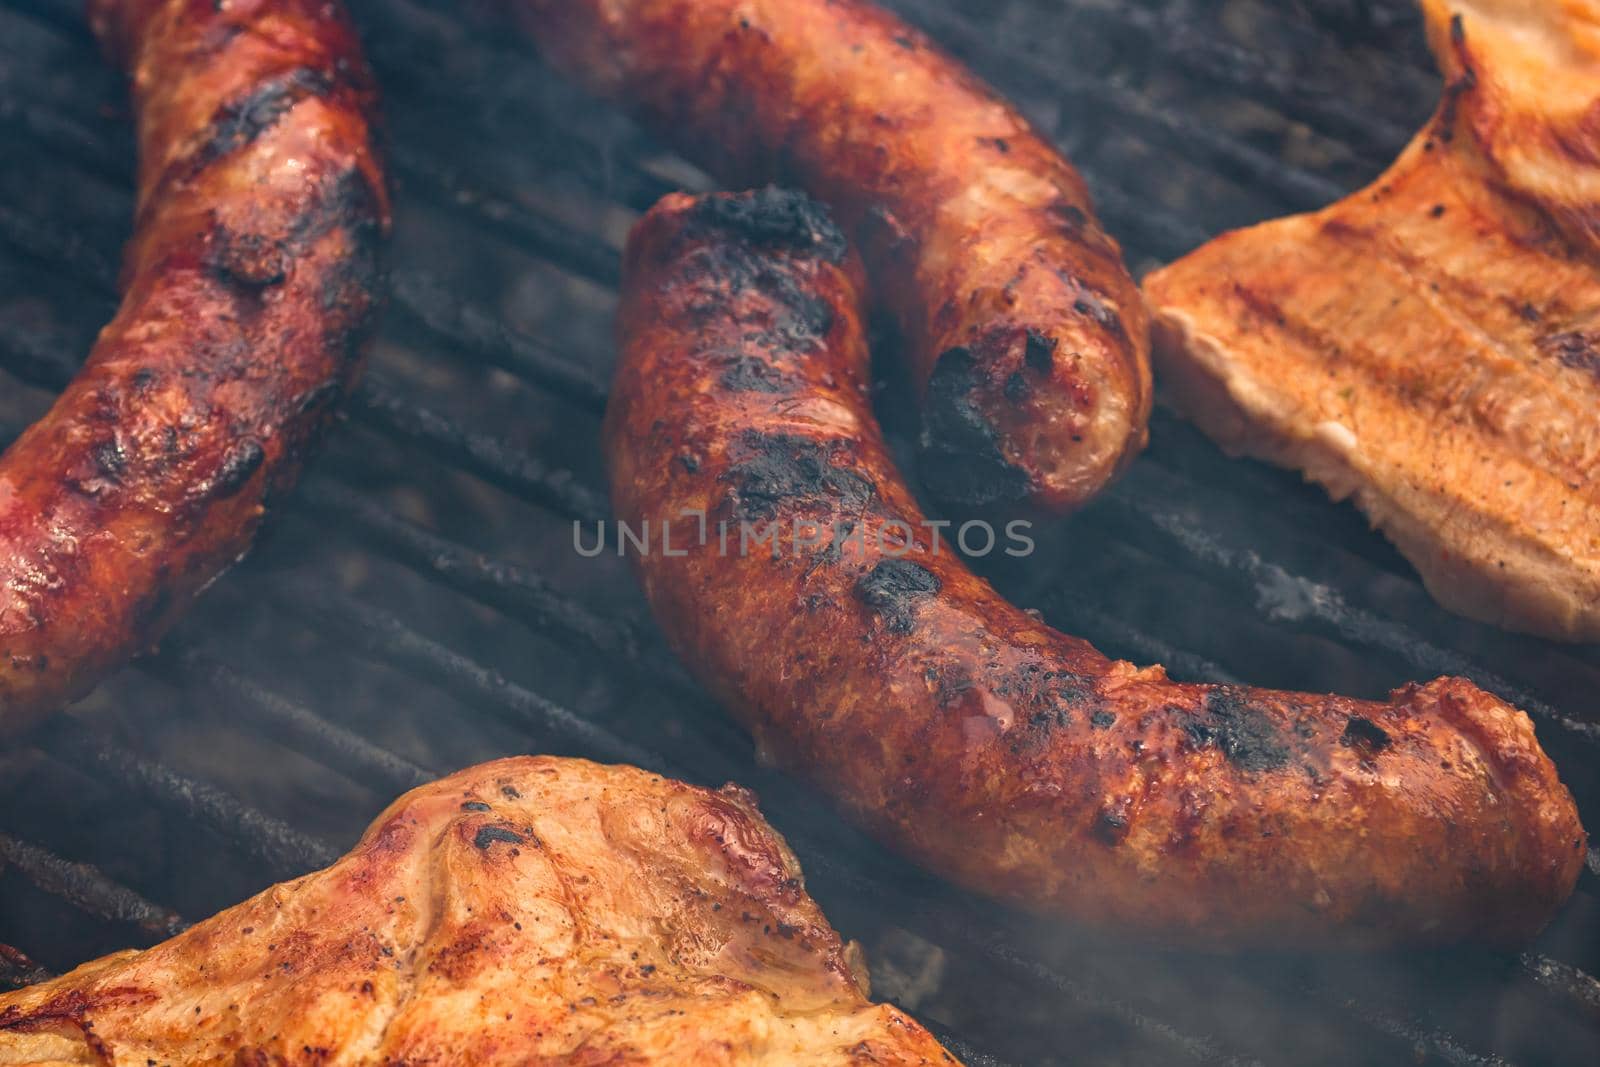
[0,0,1597,1064]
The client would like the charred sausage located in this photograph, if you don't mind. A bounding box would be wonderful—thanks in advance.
[0,0,388,735]
[502,0,1150,515]
[605,189,1585,948]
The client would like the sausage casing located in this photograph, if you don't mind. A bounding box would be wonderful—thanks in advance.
[605,189,1585,948]
[0,0,388,733]
[506,0,1151,515]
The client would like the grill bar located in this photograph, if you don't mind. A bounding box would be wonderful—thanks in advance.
[1060,0,1413,156]
[295,476,636,660]
[883,0,1347,211]
[348,377,608,522]
[258,575,664,770]
[389,270,610,413]
[0,945,53,993]
[146,643,434,798]
[35,717,342,876]
[0,833,187,938]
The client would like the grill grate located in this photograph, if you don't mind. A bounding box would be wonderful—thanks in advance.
[0,0,1597,1063]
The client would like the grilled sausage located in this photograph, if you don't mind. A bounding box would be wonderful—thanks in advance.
[501,0,1150,515]
[0,0,388,735]
[605,189,1586,948]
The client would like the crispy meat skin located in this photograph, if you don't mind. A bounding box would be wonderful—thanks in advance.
[0,0,388,734]
[502,0,1150,514]
[0,757,957,1065]
[1144,0,1600,640]
[605,190,1585,949]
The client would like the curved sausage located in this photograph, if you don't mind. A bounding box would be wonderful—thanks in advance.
[0,0,388,735]
[502,0,1150,515]
[604,189,1585,948]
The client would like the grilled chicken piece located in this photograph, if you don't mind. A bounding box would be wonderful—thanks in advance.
[0,758,958,1066]
[1143,0,1600,641]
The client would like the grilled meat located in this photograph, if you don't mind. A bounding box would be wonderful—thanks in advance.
[0,0,388,735]
[495,0,1150,515]
[605,188,1585,949]
[1143,0,1600,641]
[0,756,958,1066]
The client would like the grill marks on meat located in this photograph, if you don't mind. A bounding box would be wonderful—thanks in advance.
[0,0,388,733]
[0,757,958,1066]
[1144,0,1600,641]
[605,189,1585,949]
[499,0,1151,515]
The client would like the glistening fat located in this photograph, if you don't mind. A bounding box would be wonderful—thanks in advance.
[604,188,1586,949]
[0,0,388,735]
[495,0,1151,516]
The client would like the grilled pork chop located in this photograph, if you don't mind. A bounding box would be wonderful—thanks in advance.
[1143,0,1600,641]
[0,758,957,1066]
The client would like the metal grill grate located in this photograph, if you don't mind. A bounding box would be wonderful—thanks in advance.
[0,0,1597,1063]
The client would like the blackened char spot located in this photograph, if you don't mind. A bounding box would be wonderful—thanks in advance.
[928,663,976,709]
[194,68,334,171]
[1029,708,1070,730]
[717,352,792,393]
[295,166,386,251]
[301,168,387,345]
[206,228,287,289]
[855,559,940,635]
[687,188,847,264]
[473,826,526,850]
[1185,688,1290,772]
[1090,710,1116,729]
[686,240,835,354]
[918,346,1031,508]
[91,440,126,481]
[1003,372,1029,405]
[722,432,874,520]
[740,289,833,354]
[1023,328,1057,372]
[208,440,265,499]
[1340,716,1392,755]
[1094,804,1131,845]
[1541,331,1600,381]
[460,801,492,812]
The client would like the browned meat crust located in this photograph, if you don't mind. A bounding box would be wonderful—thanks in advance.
[0,757,959,1066]
[499,0,1150,515]
[0,0,389,734]
[1143,0,1600,640]
[605,189,1585,949]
